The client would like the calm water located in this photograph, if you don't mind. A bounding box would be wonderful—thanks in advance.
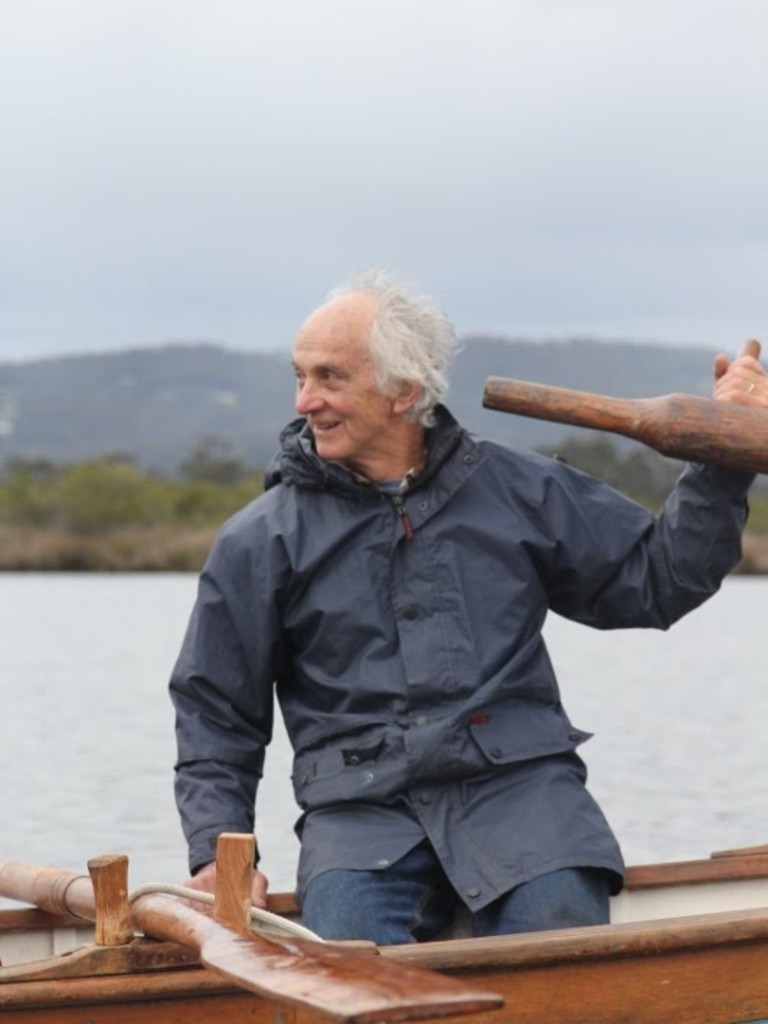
[2,572,767,906]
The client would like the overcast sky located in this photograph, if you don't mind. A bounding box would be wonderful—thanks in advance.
[2,0,768,362]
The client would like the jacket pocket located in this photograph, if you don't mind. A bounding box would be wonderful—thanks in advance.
[467,700,592,767]
[291,748,346,809]
[291,734,405,809]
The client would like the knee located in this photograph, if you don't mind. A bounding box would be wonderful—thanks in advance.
[300,870,412,944]
[476,868,611,936]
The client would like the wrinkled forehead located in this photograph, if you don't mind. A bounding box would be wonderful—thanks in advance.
[293,293,378,363]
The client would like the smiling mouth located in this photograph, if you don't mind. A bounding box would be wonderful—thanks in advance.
[310,419,342,434]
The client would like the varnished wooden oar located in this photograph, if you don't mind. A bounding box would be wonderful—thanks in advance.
[0,850,502,1024]
[129,888,502,1022]
[483,340,768,474]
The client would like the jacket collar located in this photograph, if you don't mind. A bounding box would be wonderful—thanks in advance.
[266,405,465,495]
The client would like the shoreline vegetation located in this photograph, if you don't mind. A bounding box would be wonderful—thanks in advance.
[3,440,768,573]
[0,523,219,572]
[2,524,767,574]
[0,441,260,572]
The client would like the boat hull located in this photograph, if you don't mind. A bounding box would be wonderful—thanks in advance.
[4,848,768,1023]
[3,916,768,1024]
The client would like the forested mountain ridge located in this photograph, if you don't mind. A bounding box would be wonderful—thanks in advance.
[0,337,723,474]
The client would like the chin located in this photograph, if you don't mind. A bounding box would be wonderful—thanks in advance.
[314,440,350,462]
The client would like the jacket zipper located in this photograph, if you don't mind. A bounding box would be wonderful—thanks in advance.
[391,495,414,540]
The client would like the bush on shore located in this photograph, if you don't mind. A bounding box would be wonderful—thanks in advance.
[0,452,263,571]
[0,523,218,572]
[2,442,767,572]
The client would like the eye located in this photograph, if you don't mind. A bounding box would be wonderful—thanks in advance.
[320,366,348,387]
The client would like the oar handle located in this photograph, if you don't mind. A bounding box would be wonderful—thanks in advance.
[0,859,95,920]
[482,338,768,474]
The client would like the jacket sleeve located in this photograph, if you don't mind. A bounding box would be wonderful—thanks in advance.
[542,461,752,629]
[169,516,285,875]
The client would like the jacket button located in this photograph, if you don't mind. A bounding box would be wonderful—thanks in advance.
[419,792,433,805]
[489,747,503,759]
[347,754,361,765]
[466,886,481,898]
[402,605,418,620]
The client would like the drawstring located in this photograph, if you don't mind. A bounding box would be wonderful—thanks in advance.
[392,495,415,540]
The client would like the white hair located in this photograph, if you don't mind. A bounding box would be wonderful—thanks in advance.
[329,268,458,427]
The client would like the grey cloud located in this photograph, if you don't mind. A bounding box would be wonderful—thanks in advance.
[1,0,767,358]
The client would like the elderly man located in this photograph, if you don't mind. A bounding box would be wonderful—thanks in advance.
[170,270,766,943]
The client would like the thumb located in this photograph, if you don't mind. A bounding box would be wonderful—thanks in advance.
[713,353,730,382]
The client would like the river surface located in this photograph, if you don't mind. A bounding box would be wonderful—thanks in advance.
[2,572,767,905]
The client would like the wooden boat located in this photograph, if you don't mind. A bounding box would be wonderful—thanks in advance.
[3,836,768,1023]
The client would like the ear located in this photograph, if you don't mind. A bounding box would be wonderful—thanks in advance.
[392,380,422,416]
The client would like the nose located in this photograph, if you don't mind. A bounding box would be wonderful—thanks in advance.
[295,378,323,415]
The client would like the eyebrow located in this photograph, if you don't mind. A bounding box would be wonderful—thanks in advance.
[292,359,349,378]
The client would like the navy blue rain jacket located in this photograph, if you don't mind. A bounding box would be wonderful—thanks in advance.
[170,407,750,909]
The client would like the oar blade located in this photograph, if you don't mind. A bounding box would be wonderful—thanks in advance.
[202,929,503,1024]
[0,859,502,1024]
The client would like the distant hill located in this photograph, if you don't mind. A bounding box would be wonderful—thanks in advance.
[0,337,723,474]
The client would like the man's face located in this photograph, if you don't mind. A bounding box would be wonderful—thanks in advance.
[292,294,407,479]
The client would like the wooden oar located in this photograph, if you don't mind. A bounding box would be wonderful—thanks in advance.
[482,340,768,474]
[0,848,502,1024]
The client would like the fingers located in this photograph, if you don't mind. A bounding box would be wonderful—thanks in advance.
[185,862,217,894]
[252,869,269,910]
[739,338,762,360]
[181,862,270,914]
[713,338,766,405]
[179,862,217,912]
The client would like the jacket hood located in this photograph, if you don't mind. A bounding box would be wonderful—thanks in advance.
[264,405,464,494]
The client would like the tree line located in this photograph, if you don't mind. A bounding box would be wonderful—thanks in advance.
[0,438,263,536]
[2,433,767,537]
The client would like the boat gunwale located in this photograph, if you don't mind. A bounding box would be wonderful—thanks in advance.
[6,895,768,980]
[6,846,768,936]
[381,903,768,971]
[625,848,768,889]
[4,845,768,1009]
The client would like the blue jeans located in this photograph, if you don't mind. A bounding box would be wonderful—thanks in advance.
[300,839,611,944]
